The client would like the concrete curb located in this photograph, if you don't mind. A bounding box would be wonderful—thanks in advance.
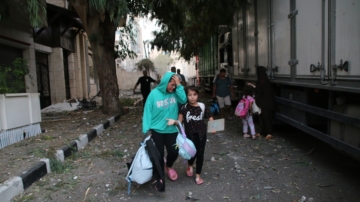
[0,112,125,201]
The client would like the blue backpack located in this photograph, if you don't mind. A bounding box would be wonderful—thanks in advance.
[210,99,220,115]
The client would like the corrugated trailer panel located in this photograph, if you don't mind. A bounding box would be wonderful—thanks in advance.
[295,0,324,77]
[335,1,360,77]
[257,0,269,69]
[232,12,240,76]
[221,0,360,160]
[232,9,245,77]
[246,1,256,76]
[198,35,217,77]
[272,0,291,77]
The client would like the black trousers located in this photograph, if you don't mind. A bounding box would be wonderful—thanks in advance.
[259,109,274,135]
[141,91,150,107]
[151,131,179,173]
[188,133,207,175]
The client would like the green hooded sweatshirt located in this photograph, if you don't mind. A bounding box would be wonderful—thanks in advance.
[142,72,187,134]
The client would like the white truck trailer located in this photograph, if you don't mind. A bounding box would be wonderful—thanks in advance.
[210,0,360,159]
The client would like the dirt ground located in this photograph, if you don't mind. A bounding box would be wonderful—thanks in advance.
[3,92,360,202]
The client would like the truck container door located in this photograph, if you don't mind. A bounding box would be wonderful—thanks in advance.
[295,0,326,82]
[271,0,291,78]
[256,0,269,70]
[232,11,241,76]
[333,1,360,78]
[246,0,256,76]
[233,8,246,77]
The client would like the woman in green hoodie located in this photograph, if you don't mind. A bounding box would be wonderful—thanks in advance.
[142,71,187,191]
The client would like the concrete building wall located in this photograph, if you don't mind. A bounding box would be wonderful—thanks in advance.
[1,1,95,107]
[0,18,39,94]
[74,34,83,99]
[149,49,197,84]
[79,34,88,98]
[117,69,158,91]
[68,53,77,99]
[48,47,66,103]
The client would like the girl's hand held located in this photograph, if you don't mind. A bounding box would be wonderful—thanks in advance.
[166,119,176,126]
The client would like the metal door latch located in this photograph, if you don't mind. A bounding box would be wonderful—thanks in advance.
[331,59,349,86]
[288,59,298,66]
[310,62,327,85]
[269,66,278,80]
[241,67,250,77]
[288,10,298,18]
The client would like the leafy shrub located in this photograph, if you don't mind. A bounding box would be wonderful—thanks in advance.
[0,58,32,94]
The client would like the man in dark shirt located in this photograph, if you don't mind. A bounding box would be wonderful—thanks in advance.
[177,69,187,87]
[133,70,159,107]
[212,68,234,119]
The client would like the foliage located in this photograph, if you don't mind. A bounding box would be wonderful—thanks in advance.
[25,0,47,27]
[0,0,46,27]
[146,0,245,60]
[33,147,74,173]
[152,53,173,76]
[115,18,138,60]
[119,98,138,106]
[135,58,154,71]
[0,58,32,94]
[68,0,150,114]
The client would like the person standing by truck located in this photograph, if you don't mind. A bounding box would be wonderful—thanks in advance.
[248,66,275,140]
[212,68,235,119]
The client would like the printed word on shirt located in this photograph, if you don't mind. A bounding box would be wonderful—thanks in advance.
[156,97,176,108]
[186,111,203,122]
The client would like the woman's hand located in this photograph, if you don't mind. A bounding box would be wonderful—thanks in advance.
[210,130,216,134]
[172,75,181,86]
[247,83,256,88]
[166,119,177,126]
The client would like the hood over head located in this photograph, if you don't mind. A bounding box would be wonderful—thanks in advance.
[156,71,175,94]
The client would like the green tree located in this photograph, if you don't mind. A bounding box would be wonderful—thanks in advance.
[135,58,154,72]
[153,53,173,76]
[68,0,147,115]
[147,0,245,60]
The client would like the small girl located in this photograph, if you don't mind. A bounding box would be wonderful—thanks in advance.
[167,86,215,185]
[241,85,257,139]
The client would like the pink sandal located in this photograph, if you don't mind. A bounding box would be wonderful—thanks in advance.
[186,166,193,177]
[164,166,178,181]
[195,177,203,185]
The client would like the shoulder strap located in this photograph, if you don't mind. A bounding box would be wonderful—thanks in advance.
[198,102,205,118]
[215,75,231,84]
[145,138,165,191]
[126,135,151,194]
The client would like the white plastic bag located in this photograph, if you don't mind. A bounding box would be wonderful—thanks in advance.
[126,136,153,185]
[252,101,261,114]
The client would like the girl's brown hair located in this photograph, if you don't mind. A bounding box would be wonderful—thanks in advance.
[185,86,199,95]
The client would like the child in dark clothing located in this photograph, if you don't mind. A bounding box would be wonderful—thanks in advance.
[167,86,215,185]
